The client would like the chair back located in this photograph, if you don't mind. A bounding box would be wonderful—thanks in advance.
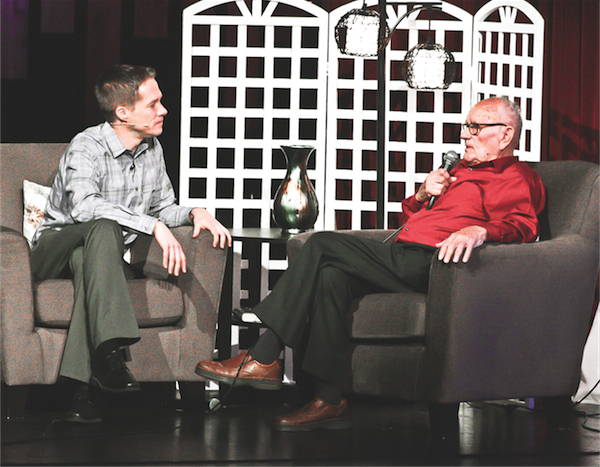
[531,161,599,243]
[0,143,68,233]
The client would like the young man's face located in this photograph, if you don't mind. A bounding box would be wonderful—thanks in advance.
[126,78,168,137]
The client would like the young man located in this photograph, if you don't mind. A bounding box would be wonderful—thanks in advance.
[195,97,546,431]
[30,65,232,423]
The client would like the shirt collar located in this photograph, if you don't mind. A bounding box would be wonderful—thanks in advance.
[101,122,152,159]
[459,155,519,173]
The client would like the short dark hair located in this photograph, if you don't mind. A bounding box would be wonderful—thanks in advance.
[95,65,157,122]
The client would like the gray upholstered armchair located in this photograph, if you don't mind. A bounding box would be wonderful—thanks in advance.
[287,161,599,434]
[1,143,227,416]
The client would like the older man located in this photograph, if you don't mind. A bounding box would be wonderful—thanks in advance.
[30,65,232,423]
[195,97,545,431]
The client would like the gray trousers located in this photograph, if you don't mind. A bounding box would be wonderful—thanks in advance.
[30,219,140,383]
[254,232,436,386]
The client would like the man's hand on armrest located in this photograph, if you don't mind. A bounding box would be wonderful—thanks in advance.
[189,207,232,249]
[153,220,187,276]
[436,226,488,264]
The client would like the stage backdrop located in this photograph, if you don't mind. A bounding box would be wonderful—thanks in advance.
[1,0,597,187]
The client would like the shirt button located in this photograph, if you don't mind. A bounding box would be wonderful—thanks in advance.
[405,227,409,231]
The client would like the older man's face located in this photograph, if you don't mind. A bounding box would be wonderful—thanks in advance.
[460,102,510,166]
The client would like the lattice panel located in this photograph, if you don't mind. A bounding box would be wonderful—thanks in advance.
[325,1,473,230]
[180,0,328,227]
[180,0,329,316]
[473,0,544,162]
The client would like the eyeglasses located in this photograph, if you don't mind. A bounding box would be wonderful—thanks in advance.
[462,122,508,136]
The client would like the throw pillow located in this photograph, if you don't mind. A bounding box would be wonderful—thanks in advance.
[23,180,51,247]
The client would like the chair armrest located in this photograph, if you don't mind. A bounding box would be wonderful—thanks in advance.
[129,229,169,280]
[1,228,45,384]
[172,226,228,314]
[130,226,228,323]
[130,226,228,379]
[419,235,598,403]
[287,229,397,262]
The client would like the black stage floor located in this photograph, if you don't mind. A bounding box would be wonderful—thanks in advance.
[2,383,599,466]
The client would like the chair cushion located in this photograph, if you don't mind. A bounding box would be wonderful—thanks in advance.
[349,292,427,340]
[34,279,184,328]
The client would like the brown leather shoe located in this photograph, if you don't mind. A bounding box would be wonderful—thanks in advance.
[195,351,282,390]
[274,398,351,431]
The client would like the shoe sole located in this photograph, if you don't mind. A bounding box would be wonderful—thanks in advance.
[90,377,141,393]
[195,366,282,390]
[274,418,352,432]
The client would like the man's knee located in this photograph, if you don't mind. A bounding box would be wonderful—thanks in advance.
[85,219,125,252]
[89,218,120,233]
[86,219,122,240]
[303,231,342,252]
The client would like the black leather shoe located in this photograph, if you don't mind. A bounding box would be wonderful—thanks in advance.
[65,385,102,423]
[91,348,141,393]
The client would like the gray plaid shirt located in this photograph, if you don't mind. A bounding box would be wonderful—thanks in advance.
[34,122,192,245]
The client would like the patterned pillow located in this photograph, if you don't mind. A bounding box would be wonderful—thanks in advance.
[23,180,51,247]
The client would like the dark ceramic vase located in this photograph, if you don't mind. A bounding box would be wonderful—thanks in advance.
[272,145,319,234]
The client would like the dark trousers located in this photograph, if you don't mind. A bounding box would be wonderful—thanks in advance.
[253,232,436,386]
[30,219,140,383]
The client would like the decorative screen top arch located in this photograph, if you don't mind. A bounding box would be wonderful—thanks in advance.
[473,0,544,162]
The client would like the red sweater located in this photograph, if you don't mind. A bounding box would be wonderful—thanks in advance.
[396,156,546,247]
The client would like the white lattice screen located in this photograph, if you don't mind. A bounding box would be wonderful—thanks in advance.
[180,0,328,225]
[179,0,544,331]
[473,0,544,162]
[180,0,329,318]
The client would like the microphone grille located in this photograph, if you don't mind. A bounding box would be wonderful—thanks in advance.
[444,150,460,163]
[443,151,461,171]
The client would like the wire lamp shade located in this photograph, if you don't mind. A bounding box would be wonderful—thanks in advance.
[402,41,457,89]
[335,3,456,89]
[335,5,388,57]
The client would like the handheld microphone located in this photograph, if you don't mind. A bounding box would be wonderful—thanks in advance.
[427,150,461,210]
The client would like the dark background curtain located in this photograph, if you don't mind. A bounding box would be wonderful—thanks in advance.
[2,0,598,197]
